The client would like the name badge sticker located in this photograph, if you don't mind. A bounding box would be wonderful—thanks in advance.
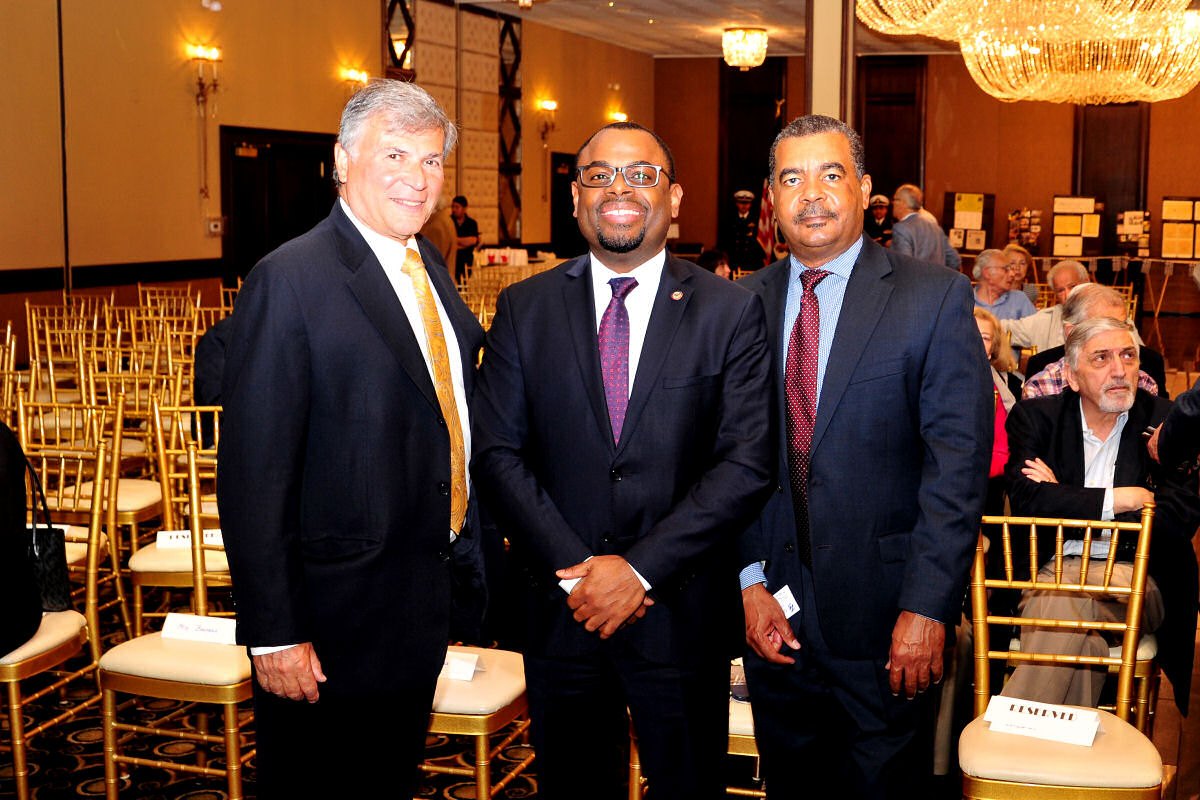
[773,585,800,619]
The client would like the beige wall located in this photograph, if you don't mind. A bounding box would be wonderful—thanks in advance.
[923,54,1076,254]
[519,21,655,244]
[1,0,378,271]
[1146,88,1200,259]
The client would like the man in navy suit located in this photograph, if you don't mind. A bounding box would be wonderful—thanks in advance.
[737,115,992,799]
[218,81,485,797]
[472,122,774,800]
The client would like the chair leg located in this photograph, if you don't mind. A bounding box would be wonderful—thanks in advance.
[105,530,132,640]
[1135,672,1151,733]
[6,681,30,800]
[474,733,492,800]
[102,688,119,800]
[132,584,143,637]
[223,703,243,800]
[628,735,643,800]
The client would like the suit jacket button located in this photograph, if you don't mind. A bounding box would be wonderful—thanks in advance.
[602,534,613,544]
[776,484,784,493]
[610,469,622,481]
[784,543,795,553]
[438,549,450,562]
[438,481,450,496]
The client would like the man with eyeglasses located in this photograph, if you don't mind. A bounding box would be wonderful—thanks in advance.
[973,248,1037,321]
[473,122,774,800]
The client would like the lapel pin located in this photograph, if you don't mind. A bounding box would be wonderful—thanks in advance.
[671,290,683,301]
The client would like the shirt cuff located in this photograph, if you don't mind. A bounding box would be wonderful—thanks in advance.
[558,555,652,594]
[739,562,767,591]
[1102,488,1115,521]
[250,644,298,656]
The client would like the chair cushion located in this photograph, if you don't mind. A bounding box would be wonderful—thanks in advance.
[1,611,86,664]
[129,542,228,573]
[71,479,162,513]
[959,707,1162,787]
[431,646,525,715]
[729,697,754,736]
[99,632,250,685]
[65,527,107,566]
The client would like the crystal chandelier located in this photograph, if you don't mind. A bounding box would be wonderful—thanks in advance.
[960,10,1200,103]
[857,0,1200,104]
[723,28,769,70]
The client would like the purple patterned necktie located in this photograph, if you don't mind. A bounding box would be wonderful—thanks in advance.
[784,268,829,567]
[599,276,638,443]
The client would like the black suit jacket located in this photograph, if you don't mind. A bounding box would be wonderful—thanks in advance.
[218,202,485,696]
[738,236,993,660]
[1005,389,1200,710]
[1026,344,1168,400]
[471,253,775,664]
[1160,376,1200,469]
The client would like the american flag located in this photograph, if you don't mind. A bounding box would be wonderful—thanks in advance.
[755,178,775,266]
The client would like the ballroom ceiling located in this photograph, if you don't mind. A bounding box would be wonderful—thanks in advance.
[461,0,959,56]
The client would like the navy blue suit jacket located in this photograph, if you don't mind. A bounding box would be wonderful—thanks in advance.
[471,253,775,664]
[218,202,485,696]
[738,236,992,661]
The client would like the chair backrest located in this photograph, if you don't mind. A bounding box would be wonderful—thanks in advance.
[970,506,1156,721]
[151,398,220,531]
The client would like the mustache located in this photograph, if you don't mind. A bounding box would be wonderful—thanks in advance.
[793,201,836,221]
[1102,379,1132,391]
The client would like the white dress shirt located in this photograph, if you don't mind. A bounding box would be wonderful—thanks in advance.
[1064,400,1129,559]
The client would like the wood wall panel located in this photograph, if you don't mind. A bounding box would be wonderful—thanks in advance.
[654,59,721,247]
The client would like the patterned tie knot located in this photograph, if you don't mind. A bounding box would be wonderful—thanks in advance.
[800,268,830,292]
[401,248,425,277]
[609,276,638,302]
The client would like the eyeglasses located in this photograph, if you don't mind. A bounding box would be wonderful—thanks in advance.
[577,163,667,188]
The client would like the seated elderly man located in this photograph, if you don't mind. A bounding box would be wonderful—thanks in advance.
[973,248,1037,321]
[1001,259,1088,355]
[1023,283,1165,399]
[1003,316,1200,711]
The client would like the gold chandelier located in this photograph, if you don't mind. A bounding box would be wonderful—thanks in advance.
[960,11,1200,103]
[723,28,769,70]
[856,0,1200,104]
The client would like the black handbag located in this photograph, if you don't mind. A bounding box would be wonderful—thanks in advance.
[25,458,72,612]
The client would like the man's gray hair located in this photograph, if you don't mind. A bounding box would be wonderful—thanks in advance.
[1063,283,1126,327]
[1065,316,1137,370]
[768,115,865,185]
[338,80,458,164]
[894,183,923,211]
[973,249,1007,280]
[1047,259,1088,287]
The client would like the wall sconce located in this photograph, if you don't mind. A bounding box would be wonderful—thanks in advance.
[537,99,557,142]
[609,111,628,122]
[341,68,370,88]
[187,44,222,108]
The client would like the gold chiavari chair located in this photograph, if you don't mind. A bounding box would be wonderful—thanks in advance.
[423,646,534,799]
[64,290,114,317]
[2,441,110,800]
[959,509,1163,799]
[137,282,196,312]
[125,398,227,635]
[100,442,254,800]
[219,278,241,314]
[81,361,185,477]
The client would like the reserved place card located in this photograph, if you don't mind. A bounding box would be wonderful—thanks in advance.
[984,695,1100,746]
[157,529,223,549]
[161,612,238,645]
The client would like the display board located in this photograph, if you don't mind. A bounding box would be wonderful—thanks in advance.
[1052,196,1102,257]
[1161,197,1200,259]
[1116,210,1150,258]
[944,191,994,253]
[1007,208,1043,251]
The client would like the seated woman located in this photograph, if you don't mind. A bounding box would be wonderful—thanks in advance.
[974,307,1019,516]
[1003,243,1040,305]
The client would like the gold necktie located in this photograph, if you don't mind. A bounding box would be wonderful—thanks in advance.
[401,248,467,535]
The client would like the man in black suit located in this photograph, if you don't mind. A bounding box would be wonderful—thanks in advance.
[1004,316,1200,711]
[1024,283,1167,398]
[217,81,485,796]
[472,122,774,800]
[1150,375,1200,469]
[737,115,992,799]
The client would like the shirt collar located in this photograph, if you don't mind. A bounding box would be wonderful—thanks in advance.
[589,248,666,288]
[1078,397,1129,445]
[789,235,862,281]
[340,197,421,264]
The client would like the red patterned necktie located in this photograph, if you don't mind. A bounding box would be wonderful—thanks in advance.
[784,268,829,567]
[599,276,638,444]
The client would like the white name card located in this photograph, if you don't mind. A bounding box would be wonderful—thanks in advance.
[439,651,480,682]
[984,695,1100,746]
[157,529,223,549]
[161,612,238,645]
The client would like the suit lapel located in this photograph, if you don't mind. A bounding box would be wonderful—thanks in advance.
[1057,392,1088,484]
[811,239,893,453]
[561,256,615,447]
[334,205,441,412]
[617,255,693,456]
[750,259,791,454]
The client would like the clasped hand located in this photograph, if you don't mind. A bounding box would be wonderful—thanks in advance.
[556,555,653,639]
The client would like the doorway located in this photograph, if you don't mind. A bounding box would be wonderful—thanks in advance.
[219,126,338,284]
[549,152,587,259]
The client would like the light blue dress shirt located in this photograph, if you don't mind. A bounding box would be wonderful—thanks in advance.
[739,237,864,591]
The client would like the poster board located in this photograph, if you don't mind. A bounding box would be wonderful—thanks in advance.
[1116,210,1150,258]
[1007,208,1043,250]
[1052,195,1100,257]
[944,191,995,253]
[1161,197,1200,259]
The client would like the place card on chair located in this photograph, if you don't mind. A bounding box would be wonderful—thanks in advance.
[439,650,480,681]
[984,695,1101,746]
[161,612,238,645]
[156,529,223,548]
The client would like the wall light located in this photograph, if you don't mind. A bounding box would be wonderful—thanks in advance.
[186,42,222,203]
[341,68,370,87]
[537,99,558,141]
[609,111,628,122]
